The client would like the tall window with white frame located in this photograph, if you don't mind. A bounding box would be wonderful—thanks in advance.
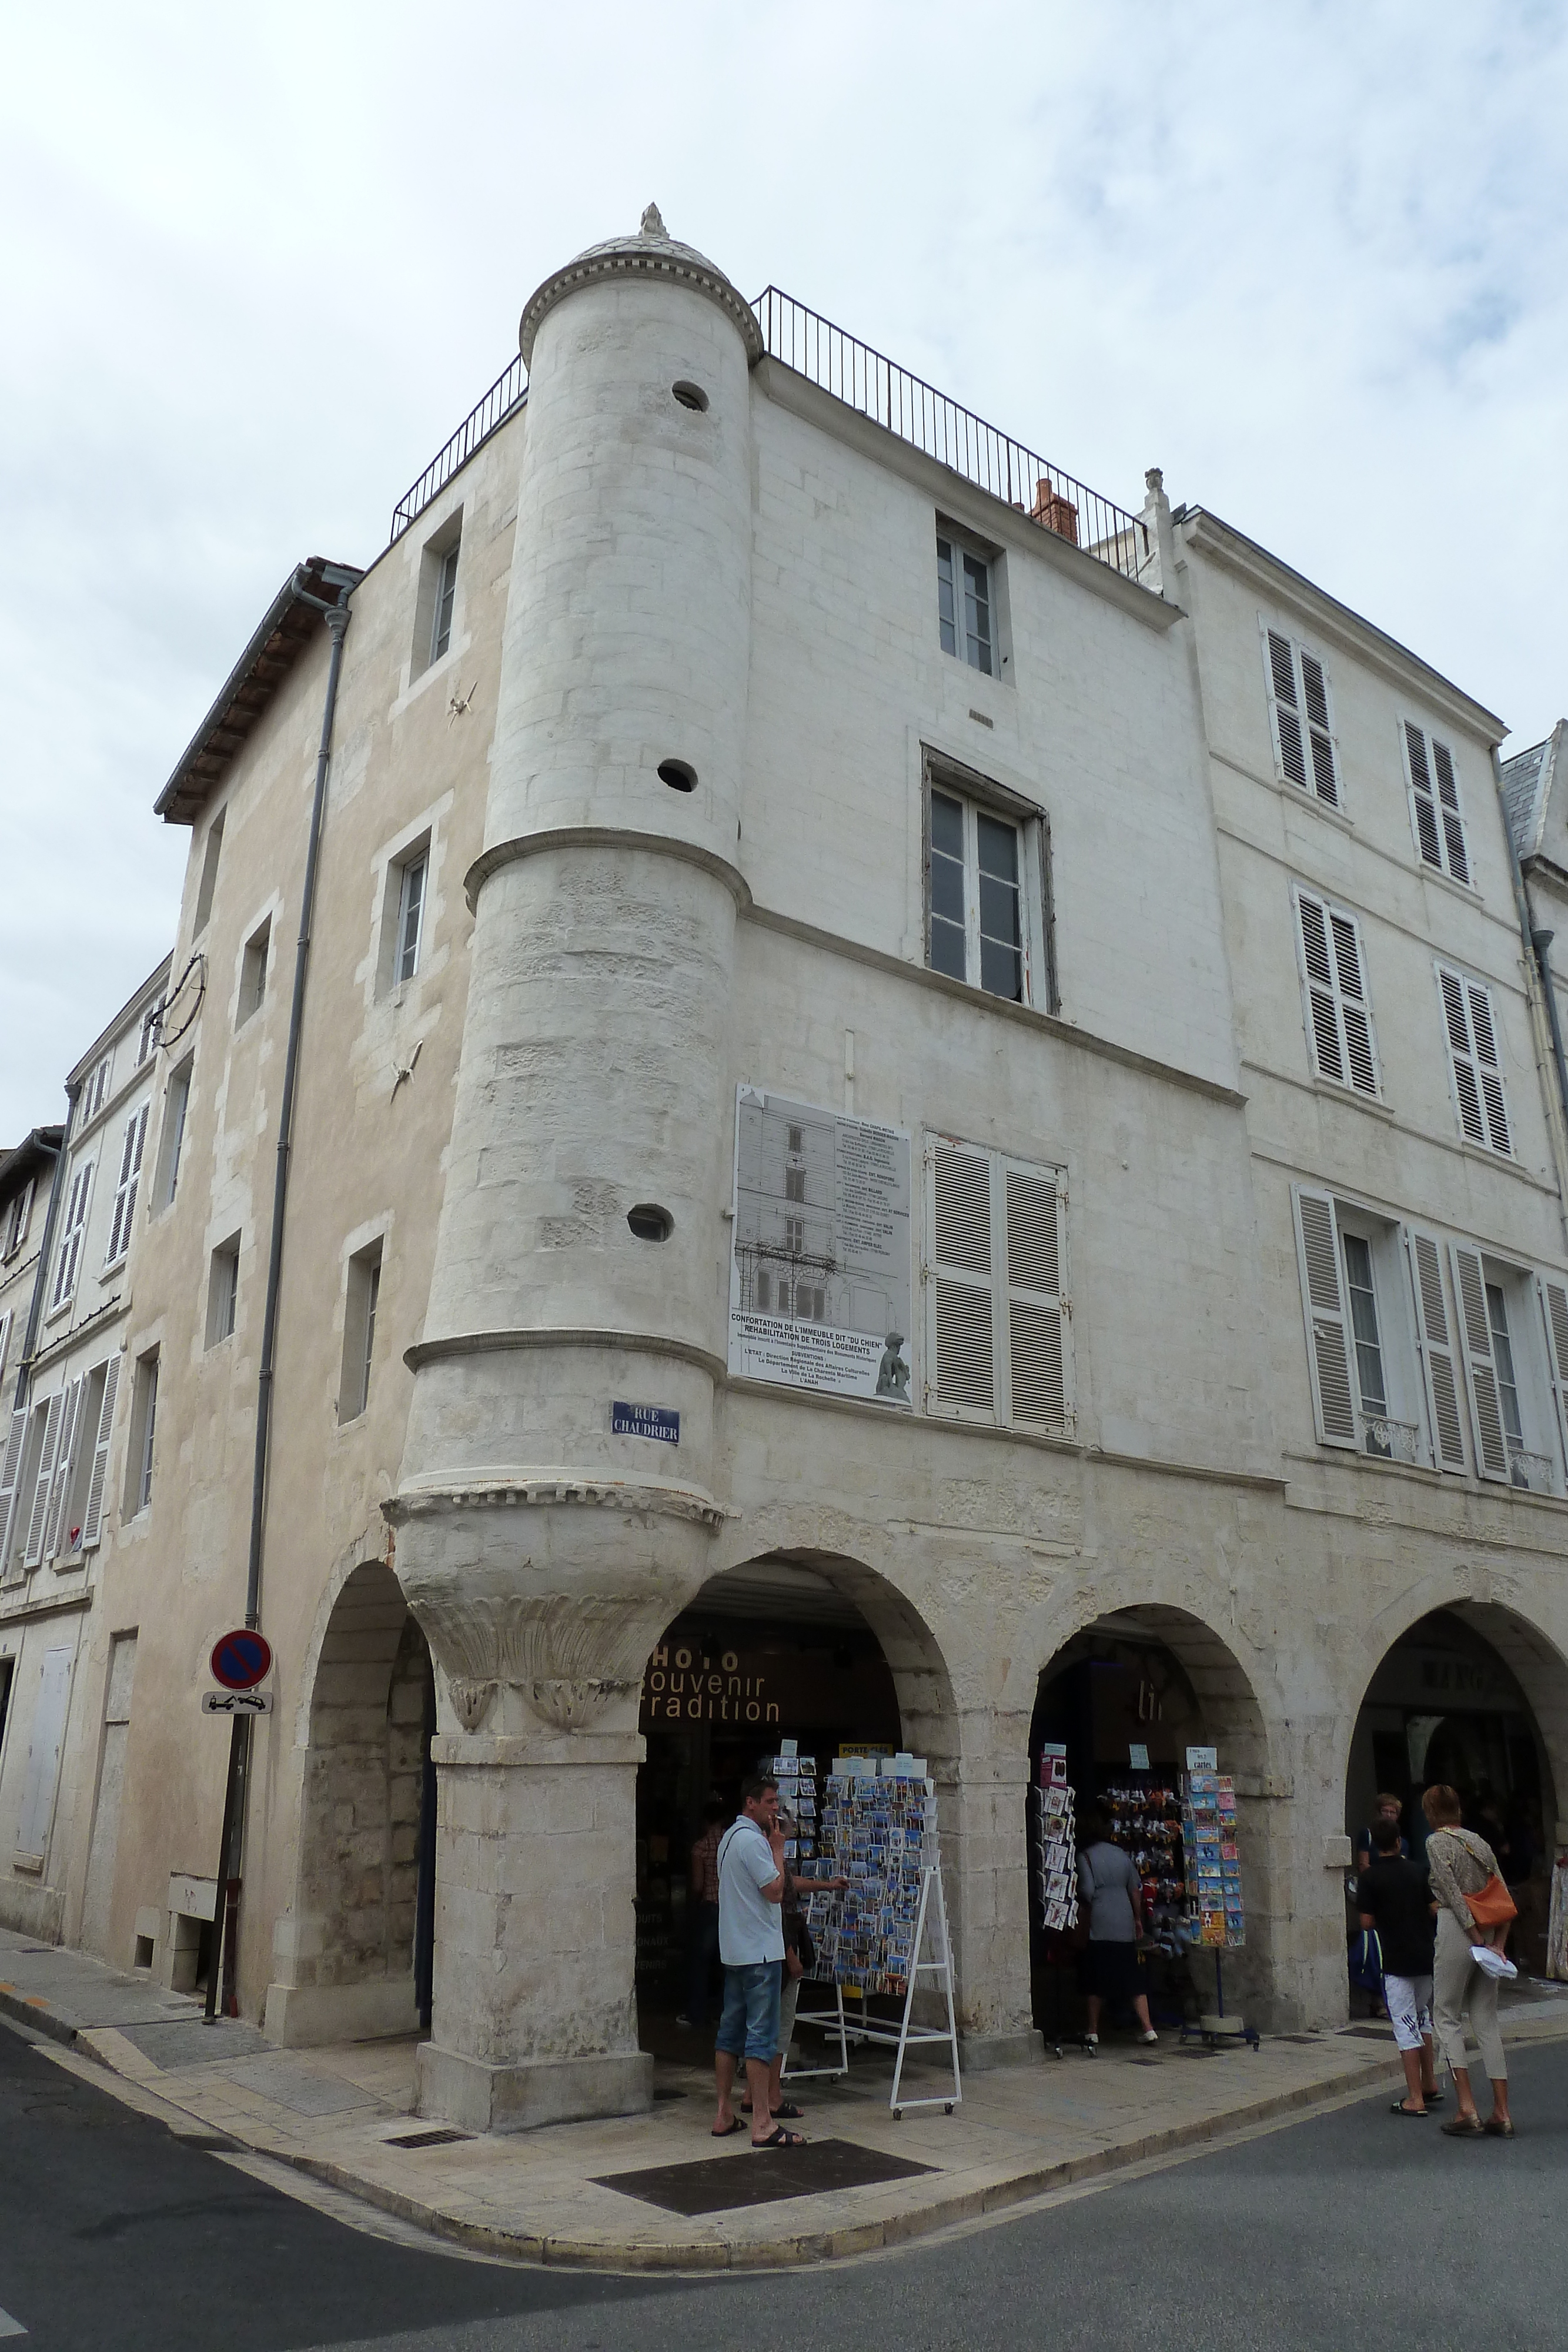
[1341,1234,1390,1454]
[394,851,427,985]
[127,1351,158,1515]
[1436,965,1510,1154]
[1403,721,1470,885]
[50,1161,93,1312]
[929,789,1027,1001]
[339,1240,383,1422]
[105,1105,148,1267]
[156,1057,193,1209]
[206,1236,240,1347]
[1485,1281,1527,1483]
[936,533,994,674]
[431,544,459,665]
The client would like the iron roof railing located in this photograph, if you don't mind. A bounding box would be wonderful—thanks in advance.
[390,355,528,540]
[387,290,1155,592]
[751,286,1154,587]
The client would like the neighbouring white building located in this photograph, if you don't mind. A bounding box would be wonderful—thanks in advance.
[0,960,170,1942]
[8,211,1563,2130]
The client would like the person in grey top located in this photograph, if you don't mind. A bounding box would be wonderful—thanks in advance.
[1076,1806,1157,2047]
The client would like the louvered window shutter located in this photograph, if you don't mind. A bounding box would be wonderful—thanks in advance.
[1268,630,1309,790]
[1292,1187,1358,1445]
[0,1408,26,1575]
[1449,1244,1509,1480]
[51,1162,92,1308]
[1266,630,1338,806]
[0,1307,11,1384]
[80,1356,121,1551]
[1405,1230,1467,1471]
[41,1377,84,1561]
[24,1394,64,1567]
[106,1106,148,1265]
[1002,1161,1071,1432]
[1296,891,1379,1097]
[1405,721,1470,883]
[925,1140,997,1419]
[1437,966,1510,1154]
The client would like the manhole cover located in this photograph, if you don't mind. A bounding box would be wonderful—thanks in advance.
[388,2128,470,2149]
[595,2137,935,2217]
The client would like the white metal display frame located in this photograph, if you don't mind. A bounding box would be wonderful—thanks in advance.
[791,1863,962,2117]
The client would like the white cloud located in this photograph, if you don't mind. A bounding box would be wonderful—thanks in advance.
[2,0,1564,1137]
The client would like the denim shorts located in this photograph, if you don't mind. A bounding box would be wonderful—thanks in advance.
[715,1960,782,2063]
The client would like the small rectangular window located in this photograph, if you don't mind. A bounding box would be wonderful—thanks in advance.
[936,533,995,674]
[1403,721,1471,886]
[927,784,1028,1004]
[339,1240,384,1423]
[194,811,225,933]
[135,1001,162,1068]
[238,920,270,1027]
[50,1160,94,1312]
[104,1105,149,1268]
[1263,627,1339,806]
[82,1057,112,1124]
[206,1235,240,1347]
[155,1056,193,1209]
[784,1167,805,1203]
[1436,964,1510,1154]
[412,516,463,680]
[125,1351,159,1516]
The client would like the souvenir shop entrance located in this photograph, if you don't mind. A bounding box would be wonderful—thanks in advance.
[1027,1614,1217,2037]
[634,1559,903,2038]
[1346,1608,1553,1970]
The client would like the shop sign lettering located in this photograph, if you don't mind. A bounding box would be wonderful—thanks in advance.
[643,1641,781,1725]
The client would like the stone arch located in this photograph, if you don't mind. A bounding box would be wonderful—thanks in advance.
[1342,1587,1568,1860]
[263,1558,434,2047]
[1027,1596,1292,2027]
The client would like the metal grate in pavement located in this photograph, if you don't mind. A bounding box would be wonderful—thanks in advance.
[594,2136,935,2216]
[387,2128,470,2149]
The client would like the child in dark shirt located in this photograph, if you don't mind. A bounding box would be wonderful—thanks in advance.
[1358,1816,1440,2116]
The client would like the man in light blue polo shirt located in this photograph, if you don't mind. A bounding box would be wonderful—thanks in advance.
[711,1775,804,2149]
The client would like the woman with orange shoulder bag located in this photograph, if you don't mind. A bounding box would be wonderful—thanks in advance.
[1422,1783,1517,2139]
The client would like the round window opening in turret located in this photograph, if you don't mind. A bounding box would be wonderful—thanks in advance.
[671,380,710,412]
[657,760,697,793]
[628,1204,674,1242]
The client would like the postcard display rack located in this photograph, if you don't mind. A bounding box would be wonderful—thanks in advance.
[1031,1747,1079,1936]
[1180,1764,1260,2050]
[796,1753,962,2116]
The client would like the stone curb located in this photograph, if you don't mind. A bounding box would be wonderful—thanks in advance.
[0,1982,79,2050]
[15,1972,1566,2276]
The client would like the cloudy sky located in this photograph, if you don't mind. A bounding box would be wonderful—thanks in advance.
[2,1,1564,1141]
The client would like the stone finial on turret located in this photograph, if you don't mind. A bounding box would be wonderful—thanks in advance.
[640,202,668,240]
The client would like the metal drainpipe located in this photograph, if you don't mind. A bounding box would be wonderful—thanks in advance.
[1492,746,1568,1228]
[206,572,353,2022]
[15,1087,78,1414]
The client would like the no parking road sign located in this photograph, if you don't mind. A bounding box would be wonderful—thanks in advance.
[210,1628,273,1691]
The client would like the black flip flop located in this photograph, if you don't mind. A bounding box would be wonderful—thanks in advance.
[710,2119,745,2137]
[752,2126,806,2149]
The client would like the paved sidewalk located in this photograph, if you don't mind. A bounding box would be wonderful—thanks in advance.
[4,1928,1565,2271]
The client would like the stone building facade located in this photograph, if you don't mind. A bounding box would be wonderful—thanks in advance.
[15,212,1566,2129]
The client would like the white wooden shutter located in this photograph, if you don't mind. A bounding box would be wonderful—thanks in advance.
[1295,890,1378,1097]
[0,1306,11,1385]
[79,1355,121,1551]
[1002,1161,1071,1432]
[1449,1244,1510,1481]
[105,1105,148,1265]
[23,1394,64,1567]
[1266,629,1309,790]
[15,1645,72,1862]
[41,1375,84,1561]
[51,1160,93,1309]
[1298,647,1339,806]
[1405,1229,1468,1471]
[1405,721,1470,884]
[0,1408,26,1575]
[1436,965,1510,1154]
[1536,1276,1568,1484]
[925,1140,997,1419]
[1292,1187,1358,1445]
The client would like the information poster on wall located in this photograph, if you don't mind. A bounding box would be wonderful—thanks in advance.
[728,1086,912,1406]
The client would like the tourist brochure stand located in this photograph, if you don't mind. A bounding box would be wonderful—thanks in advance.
[1178,1748,1259,2050]
[760,1745,852,2084]
[1031,1745,1084,2059]
[797,1753,962,2115]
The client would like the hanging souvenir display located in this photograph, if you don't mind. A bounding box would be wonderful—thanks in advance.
[1182,1768,1245,1947]
[800,1755,940,1994]
[1031,1743,1079,1933]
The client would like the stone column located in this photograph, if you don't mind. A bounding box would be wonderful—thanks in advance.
[391,210,760,2129]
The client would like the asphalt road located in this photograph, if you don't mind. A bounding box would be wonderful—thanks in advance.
[1,2018,1564,2352]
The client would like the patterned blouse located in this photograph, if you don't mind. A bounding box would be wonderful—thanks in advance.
[1425,1826,1499,1933]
